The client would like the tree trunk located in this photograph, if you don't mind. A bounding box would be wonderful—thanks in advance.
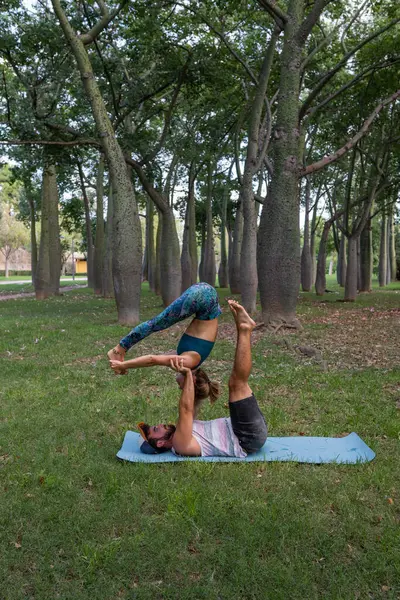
[199,223,206,283]
[155,210,162,296]
[344,236,358,301]
[379,214,387,287]
[230,202,243,294]
[35,165,52,299]
[386,215,391,285]
[181,165,197,292]
[315,220,332,296]
[337,234,347,286]
[240,35,276,313]
[103,179,114,298]
[218,186,229,288]
[78,163,94,289]
[5,254,9,278]
[356,236,361,291]
[301,177,312,291]
[310,193,319,286]
[94,153,105,295]
[160,210,181,306]
[389,208,397,282]
[202,163,216,286]
[257,1,304,328]
[359,218,373,292]
[146,197,156,292]
[52,0,142,325]
[27,194,37,287]
[47,164,61,295]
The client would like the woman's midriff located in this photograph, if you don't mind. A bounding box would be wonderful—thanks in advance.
[184,317,218,342]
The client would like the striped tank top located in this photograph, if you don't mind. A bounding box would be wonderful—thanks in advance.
[190,418,247,458]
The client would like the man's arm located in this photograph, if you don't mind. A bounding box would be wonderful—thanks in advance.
[171,361,201,456]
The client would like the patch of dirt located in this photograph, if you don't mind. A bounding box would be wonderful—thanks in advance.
[217,307,400,371]
[296,307,400,370]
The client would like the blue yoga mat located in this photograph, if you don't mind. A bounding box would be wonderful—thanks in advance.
[117,431,375,464]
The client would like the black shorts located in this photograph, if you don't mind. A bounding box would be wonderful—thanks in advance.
[229,394,268,454]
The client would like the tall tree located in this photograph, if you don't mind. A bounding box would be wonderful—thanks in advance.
[51,0,142,324]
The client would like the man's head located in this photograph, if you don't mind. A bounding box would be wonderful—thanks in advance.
[138,422,176,454]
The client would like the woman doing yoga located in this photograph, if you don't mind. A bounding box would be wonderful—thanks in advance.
[108,283,222,411]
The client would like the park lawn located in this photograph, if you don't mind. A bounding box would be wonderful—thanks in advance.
[0,283,399,600]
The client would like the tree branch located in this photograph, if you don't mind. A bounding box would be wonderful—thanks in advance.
[296,0,334,45]
[125,156,168,214]
[301,89,400,176]
[140,60,190,166]
[79,0,129,45]
[198,13,258,85]
[256,0,288,31]
[306,57,400,119]
[300,17,400,119]
[0,139,100,147]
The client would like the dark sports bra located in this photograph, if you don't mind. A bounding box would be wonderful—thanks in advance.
[176,333,215,368]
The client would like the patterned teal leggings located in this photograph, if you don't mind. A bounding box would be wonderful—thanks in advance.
[119,283,222,352]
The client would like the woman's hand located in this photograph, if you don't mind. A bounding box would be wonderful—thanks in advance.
[169,356,192,375]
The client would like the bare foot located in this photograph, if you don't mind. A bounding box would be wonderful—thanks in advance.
[107,346,127,375]
[227,300,256,332]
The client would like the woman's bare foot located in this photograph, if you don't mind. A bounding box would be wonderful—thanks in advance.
[107,346,127,375]
[227,300,256,332]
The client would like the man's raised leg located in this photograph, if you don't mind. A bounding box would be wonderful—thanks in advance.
[227,301,256,403]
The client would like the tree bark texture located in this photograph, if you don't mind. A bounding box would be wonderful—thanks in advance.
[229,202,243,294]
[240,35,276,313]
[52,0,142,325]
[389,209,397,281]
[359,218,373,292]
[199,223,206,283]
[301,177,312,291]
[218,186,229,288]
[47,164,61,296]
[94,154,105,294]
[102,179,114,298]
[337,234,347,287]
[309,193,319,286]
[160,210,181,306]
[28,195,37,287]
[35,165,52,299]
[78,163,94,289]
[257,0,304,328]
[344,236,358,301]
[315,219,332,296]
[155,210,162,296]
[145,197,156,292]
[181,165,197,292]
[379,214,387,287]
[202,163,216,286]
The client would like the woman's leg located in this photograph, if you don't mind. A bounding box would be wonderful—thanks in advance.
[118,283,216,352]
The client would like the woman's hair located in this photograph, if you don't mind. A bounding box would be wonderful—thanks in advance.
[193,368,221,416]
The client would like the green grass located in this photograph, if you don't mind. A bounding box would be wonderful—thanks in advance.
[0,281,87,295]
[1,283,399,599]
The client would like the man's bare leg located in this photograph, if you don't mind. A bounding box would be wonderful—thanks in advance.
[227,300,256,403]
